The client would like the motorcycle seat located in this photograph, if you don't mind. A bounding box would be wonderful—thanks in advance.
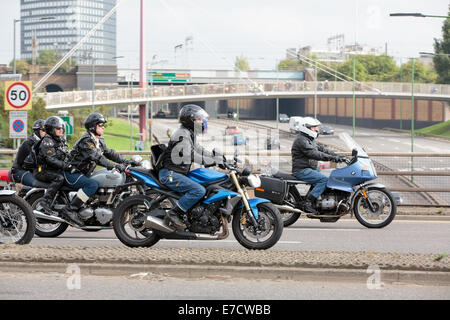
[272,170,301,181]
[32,180,75,191]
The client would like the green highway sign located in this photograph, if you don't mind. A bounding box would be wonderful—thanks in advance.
[60,116,74,135]
[148,72,191,83]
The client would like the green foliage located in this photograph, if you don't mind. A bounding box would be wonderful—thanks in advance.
[416,120,450,138]
[10,50,74,75]
[234,54,250,71]
[433,16,450,84]
[399,59,438,84]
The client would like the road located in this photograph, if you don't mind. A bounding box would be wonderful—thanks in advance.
[0,271,448,300]
[29,219,450,254]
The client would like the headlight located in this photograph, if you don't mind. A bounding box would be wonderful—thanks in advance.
[247,174,261,188]
[141,160,151,170]
[131,155,143,164]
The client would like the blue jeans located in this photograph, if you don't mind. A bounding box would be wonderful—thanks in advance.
[159,168,205,212]
[293,168,328,199]
[63,172,98,200]
[11,169,39,187]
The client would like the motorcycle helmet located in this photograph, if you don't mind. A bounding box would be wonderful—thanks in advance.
[44,116,65,138]
[32,119,45,136]
[179,104,209,133]
[85,113,107,134]
[298,117,321,139]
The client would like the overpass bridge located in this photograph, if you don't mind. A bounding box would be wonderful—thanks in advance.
[35,80,450,129]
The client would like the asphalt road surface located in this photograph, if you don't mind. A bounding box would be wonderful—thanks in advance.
[29,219,450,254]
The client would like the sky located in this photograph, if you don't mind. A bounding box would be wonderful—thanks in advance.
[0,0,448,71]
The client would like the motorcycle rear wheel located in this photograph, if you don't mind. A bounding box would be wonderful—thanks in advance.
[281,189,301,227]
[113,194,161,248]
[0,194,36,244]
[232,202,283,250]
[353,187,396,228]
[27,192,68,238]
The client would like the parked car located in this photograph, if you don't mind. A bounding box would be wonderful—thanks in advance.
[232,133,247,145]
[319,124,334,135]
[154,111,167,118]
[266,137,280,150]
[225,125,240,135]
[279,114,289,123]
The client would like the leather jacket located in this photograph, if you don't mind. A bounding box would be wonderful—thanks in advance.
[158,125,215,175]
[12,133,41,171]
[292,132,338,172]
[69,132,127,176]
[37,135,69,171]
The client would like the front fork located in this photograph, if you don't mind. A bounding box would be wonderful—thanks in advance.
[359,186,376,213]
[230,171,259,226]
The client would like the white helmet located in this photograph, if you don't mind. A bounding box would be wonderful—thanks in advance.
[298,117,321,139]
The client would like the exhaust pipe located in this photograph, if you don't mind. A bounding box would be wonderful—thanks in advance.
[274,205,304,214]
[144,215,175,233]
[34,210,69,224]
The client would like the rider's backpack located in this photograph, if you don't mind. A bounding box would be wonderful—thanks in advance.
[151,144,167,171]
[22,139,43,171]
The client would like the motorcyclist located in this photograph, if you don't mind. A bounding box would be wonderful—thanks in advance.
[34,116,93,226]
[291,117,347,214]
[69,113,136,177]
[157,104,223,229]
[11,119,46,186]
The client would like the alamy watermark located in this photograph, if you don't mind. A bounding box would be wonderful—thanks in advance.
[366,265,385,290]
[66,264,81,290]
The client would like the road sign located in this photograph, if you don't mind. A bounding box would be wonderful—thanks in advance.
[135,140,145,151]
[9,111,28,139]
[60,116,74,135]
[4,81,32,111]
[149,72,191,83]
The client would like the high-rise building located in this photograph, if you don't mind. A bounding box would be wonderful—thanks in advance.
[20,0,117,65]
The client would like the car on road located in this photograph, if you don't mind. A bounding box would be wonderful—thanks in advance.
[225,125,240,135]
[319,124,334,135]
[279,114,289,123]
[266,137,280,150]
[154,111,167,118]
[232,133,247,145]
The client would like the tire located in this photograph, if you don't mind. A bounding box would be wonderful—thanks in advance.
[281,188,301,227]
[353,187,397,228]
[27,192,69,238]
[0,194,36,244]
[113,194,161,248]
[232,202,283,250]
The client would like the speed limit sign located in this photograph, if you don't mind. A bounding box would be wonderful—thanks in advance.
[4,81,32,111]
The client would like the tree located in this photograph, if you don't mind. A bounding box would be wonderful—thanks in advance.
[399,59,438,84]
[9,59,30,75]
[433,15,450,84]
[278,59,304,71]
[234,54,250,71]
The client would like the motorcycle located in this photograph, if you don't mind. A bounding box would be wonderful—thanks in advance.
[23,156,151,237]
[112,146,284,250]
[0,170,36,244]
[255,133,397,228]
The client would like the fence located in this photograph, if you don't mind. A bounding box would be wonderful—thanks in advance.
[1,149,449,207]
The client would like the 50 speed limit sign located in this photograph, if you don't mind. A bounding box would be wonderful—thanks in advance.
[4,81,32,111]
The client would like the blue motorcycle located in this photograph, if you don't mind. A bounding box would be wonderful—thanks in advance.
[112,147,283,250]
[256,133,397,228]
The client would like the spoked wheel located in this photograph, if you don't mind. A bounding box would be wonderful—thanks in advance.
[113,194,164,248]
[0,194,36,244]
[232,202,283,250]
[281,189,301,227]
[353,187,396,228]
[27,192,68,238]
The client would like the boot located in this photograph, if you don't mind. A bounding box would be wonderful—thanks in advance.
[60,196,85,227]
[304,194,319,215]
[164,205,186,229]
[39,190,57,216]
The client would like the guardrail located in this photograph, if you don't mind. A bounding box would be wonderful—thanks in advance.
[34,80,450,108]
[1,149,449,207]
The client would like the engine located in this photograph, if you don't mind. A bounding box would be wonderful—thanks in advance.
[189,204,221,234]
[317,192,351,214]
[317,195,337,210]
[78,207,113,225]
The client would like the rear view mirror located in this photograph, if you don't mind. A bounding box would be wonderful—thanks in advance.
[352,148,358,157]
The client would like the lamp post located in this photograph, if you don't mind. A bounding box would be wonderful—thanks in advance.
[390,13,450,19]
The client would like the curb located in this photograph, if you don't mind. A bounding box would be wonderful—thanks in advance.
[1,261,449,286]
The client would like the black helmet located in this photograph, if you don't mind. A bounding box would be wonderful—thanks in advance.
[44,116,65,138]
[179,104,208,132]
[84,113,107,134]
[32,119,45,132]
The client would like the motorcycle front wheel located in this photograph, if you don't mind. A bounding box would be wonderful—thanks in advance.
[0,194,36,244]
[232,202,283,250]
[353,187,396,228]
[113,194,161,248]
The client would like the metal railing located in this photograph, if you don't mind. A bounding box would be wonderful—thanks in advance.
[34,81,450,109]
[1,149,449,207]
